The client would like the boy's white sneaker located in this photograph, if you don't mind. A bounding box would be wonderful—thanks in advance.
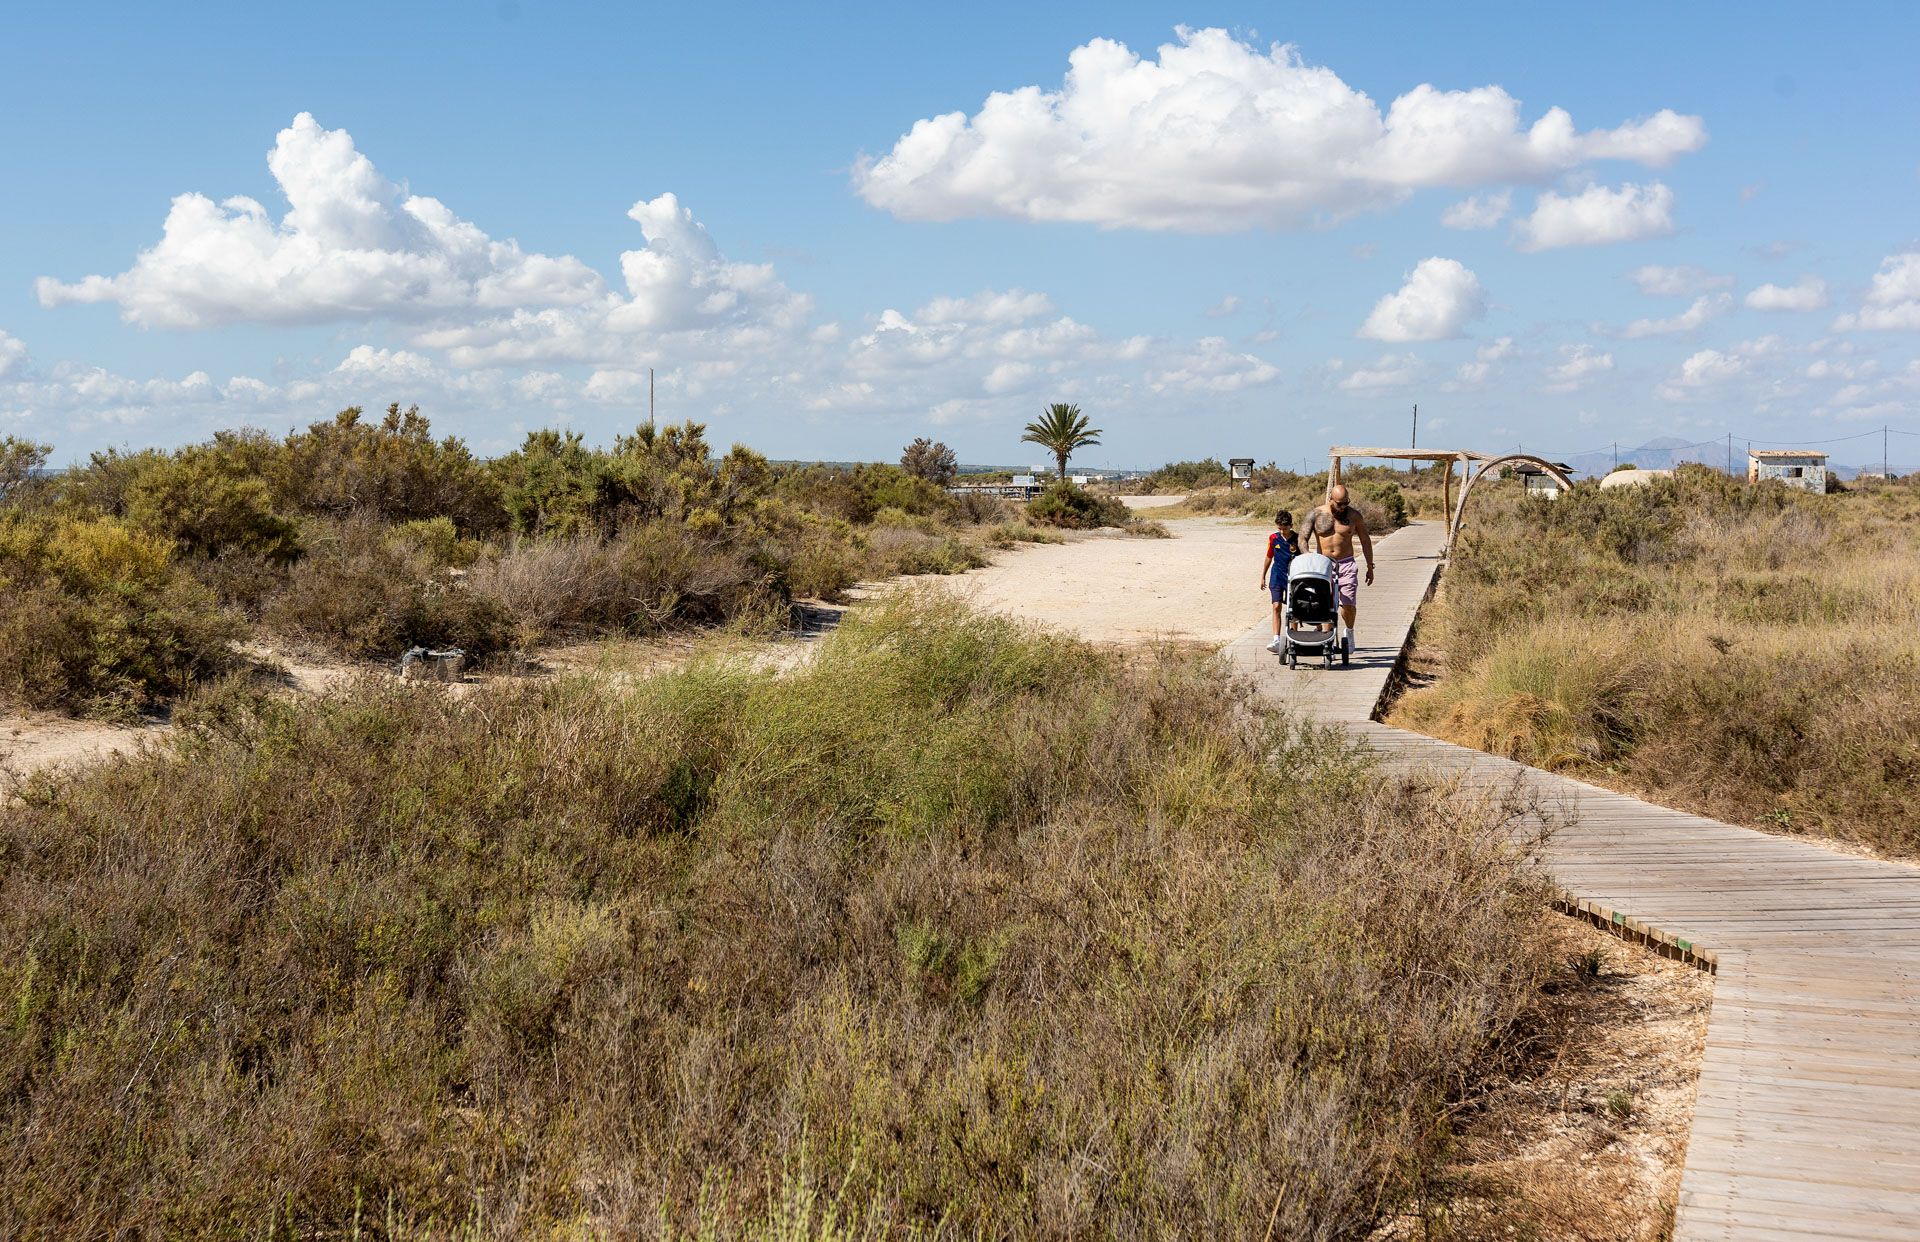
[1265,636,1283,653]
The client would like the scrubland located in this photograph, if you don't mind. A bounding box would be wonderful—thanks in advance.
[0,594,1561,1239]
[1116,458,1454,533]
[0,414,1131,720]
[1392,466,1920,856]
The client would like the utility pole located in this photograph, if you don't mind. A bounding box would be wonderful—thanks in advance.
[1886,424,1891,480]
[1726,432,1733,477]
[1410,403,1418,474]
[649,367,655,433]
[1613,441,1618,472]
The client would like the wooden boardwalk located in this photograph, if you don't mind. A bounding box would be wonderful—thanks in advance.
[1225,520,1920,1240]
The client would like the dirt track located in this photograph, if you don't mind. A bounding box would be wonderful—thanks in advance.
[948,516,1266,646]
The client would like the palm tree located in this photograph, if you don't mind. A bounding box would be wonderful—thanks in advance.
[1021,404,1102,481]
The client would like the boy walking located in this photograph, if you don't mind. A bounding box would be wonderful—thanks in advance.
[1261,510,1299,654]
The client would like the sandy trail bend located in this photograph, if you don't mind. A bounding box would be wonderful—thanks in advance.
[948,516,1265,646]
[2,714,159,778]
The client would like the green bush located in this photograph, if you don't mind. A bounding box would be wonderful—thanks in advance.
[122,445,301,562]
[983,522,1065,549]
[1144,458,1230,491]
[0,437,51,508]
[1354,479,1409,528]
[775,462,952,524]
[281,404,506,534]
[265,519,510,659]
[491,428,616,537]
[1026,480,1130,529]
[0,595,1552,1238]
[0,512,241,715]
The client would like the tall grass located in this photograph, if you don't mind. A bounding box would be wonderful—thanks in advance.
[1,595,1553,1239]
[1392,468,1920,855]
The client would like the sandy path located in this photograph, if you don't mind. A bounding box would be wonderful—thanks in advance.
[1116,494,1186,510]
[2,714,161,778]
[948,516,1266,646]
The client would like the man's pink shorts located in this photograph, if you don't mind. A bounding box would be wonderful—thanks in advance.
[1332,556,1359,608]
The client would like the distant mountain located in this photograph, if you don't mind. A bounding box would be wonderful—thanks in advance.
[1561,438,1736,478]
[1557,438,1909,481]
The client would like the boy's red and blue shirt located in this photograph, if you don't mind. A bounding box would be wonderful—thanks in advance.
[1266,530,1295,591]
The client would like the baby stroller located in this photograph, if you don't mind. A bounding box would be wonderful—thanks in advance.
[1282,552,1348,668]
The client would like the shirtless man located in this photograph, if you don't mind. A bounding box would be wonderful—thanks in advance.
[1303,484,1374,649]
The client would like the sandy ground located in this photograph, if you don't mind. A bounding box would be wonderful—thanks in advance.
[1376,917,1710,1240]
[1116,494,1186,510]
[1,713,161,778]
[946,516,1266,646]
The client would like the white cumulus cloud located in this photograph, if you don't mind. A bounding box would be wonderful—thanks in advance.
[854,27,1703,232]
[1339,354,1422,391]
[1544,344,1614,392]
[1657,348,1749,400]
[411,191,816,368]
[1452,336,1516,386]
[1745,276,1829,312]
[37,113,605,328]
[0,330,28,380]
[1621,292,1731,338]
[1515,182,1675,251]
[1831,253,1920,331]
[1440,190,1511,230]
[1358,257,1486,342]
[1629,264,1732,296]
[1147,337,1280,393]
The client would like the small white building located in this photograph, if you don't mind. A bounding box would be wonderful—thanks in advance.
[1747,450,1828,492]
[1514,461,1574,499]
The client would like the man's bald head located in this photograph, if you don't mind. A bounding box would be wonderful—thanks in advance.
[1329,484,1350,508]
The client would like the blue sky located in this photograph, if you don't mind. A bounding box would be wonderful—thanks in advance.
[4,2,1918,469]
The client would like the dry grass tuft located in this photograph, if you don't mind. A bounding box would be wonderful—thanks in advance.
[1393,467,1920,855]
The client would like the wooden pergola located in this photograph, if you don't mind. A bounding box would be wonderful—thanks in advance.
[1326,446,1574,548]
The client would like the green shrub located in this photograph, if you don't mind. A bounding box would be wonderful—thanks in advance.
[1025,480,1130,529]
[864,526,987,577]
[281,404,507,534]
[265,519,510,659]
[1354,479,1409,528]
[0,436,51,508]
[983,523,1065,549]
[0,512,241,715]
[776,462,952,524]
[491,428,616,537]
[122,445,301,562]
[1138,458,1230,491]
[0,595,1552,1238]
[950,489,1011,524]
